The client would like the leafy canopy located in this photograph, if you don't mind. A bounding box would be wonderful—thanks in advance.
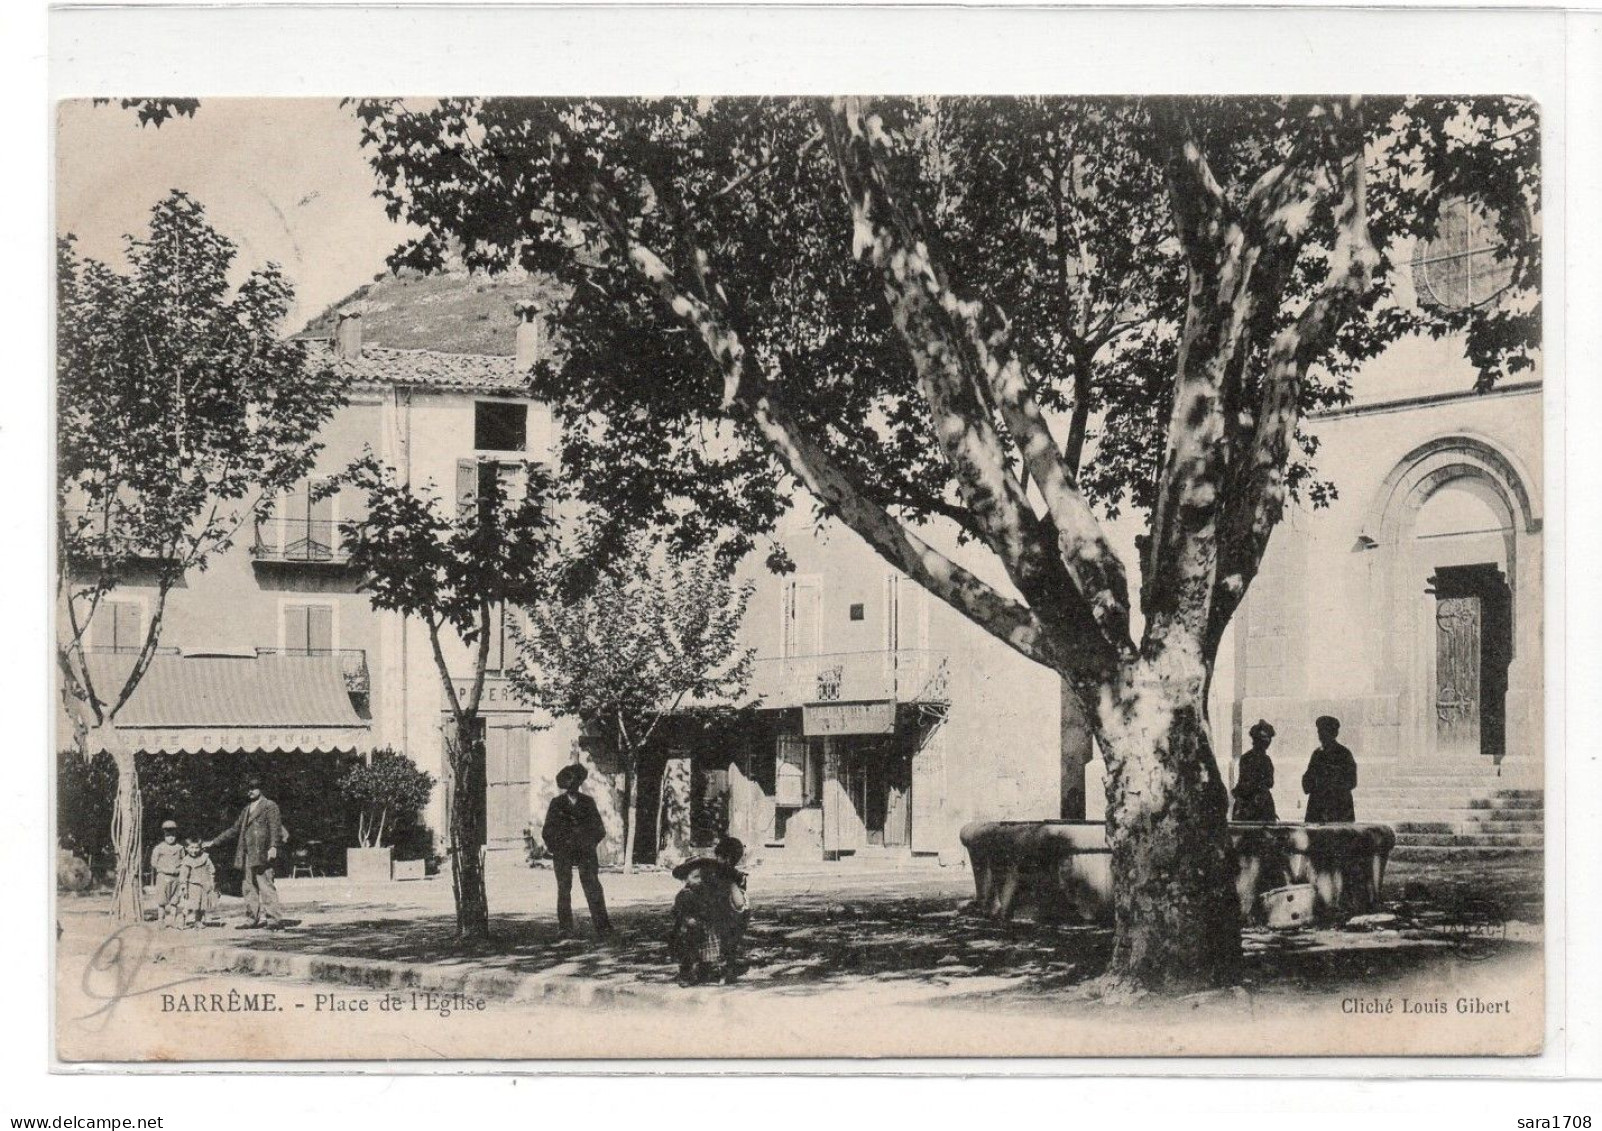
[509,535,755,750]
[58,190,347,718]
[342,456,559,645]
[353,96,1538,559]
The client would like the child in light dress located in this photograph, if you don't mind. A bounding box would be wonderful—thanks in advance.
[175,838,218,929]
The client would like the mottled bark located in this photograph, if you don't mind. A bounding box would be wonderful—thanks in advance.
[445,722,490,941]
[1092,661,1240,991]
[108,746,145,923]
[542,96,1381,994]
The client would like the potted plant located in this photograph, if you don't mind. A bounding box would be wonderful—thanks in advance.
[338,748,434,882]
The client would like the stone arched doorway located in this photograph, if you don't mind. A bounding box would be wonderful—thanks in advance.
[1359,436,1541,777]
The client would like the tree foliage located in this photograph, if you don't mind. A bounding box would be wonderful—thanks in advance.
[509,534,753,868]
[58,191,347,727]
[342,456,559,938]
[351,95,1538,989]
[56,190,346,920]
[352,97,1537,561]
[338,748,435,849]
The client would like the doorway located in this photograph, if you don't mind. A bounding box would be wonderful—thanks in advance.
[1428,564,1512,762]
[840,739,911,848]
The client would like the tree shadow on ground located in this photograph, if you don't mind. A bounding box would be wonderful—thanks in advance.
[185,855,1543,1000]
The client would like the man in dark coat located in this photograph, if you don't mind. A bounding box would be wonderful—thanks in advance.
[205,776,286,928]
[1302,715,1358,823]
[541,763,613,936]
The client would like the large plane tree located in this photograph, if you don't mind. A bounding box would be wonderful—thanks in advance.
[352,96,1538,991]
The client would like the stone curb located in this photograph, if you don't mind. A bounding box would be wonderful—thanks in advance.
[164,941,730,1011]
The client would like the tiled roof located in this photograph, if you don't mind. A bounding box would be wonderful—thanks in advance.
[301,340,529,395]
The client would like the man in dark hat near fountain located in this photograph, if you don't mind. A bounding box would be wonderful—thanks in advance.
[540,763,613,937]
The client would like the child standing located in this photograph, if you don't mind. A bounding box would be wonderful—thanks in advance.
[670,837,750,986]
[149,820,185,928]
[175,838,218,929]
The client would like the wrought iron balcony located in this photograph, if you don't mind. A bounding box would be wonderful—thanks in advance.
[747,649,950,709]
[255,647,370,698]
[251,518,352,565]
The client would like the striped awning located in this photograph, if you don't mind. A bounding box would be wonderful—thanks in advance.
[80,653,369,755]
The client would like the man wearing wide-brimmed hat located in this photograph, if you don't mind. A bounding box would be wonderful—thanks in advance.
[540,763,613,937]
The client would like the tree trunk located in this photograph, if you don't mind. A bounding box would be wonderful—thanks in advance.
[446,721,490,941]
[108,746,144,923]
[621,758,638,875]
[1094,663,1240,993]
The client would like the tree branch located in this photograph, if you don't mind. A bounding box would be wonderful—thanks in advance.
[1209,99,1379,653]
[547,121,1076,672]
[820,97,1134,668]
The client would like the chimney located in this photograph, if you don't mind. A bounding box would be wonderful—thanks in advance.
[334,310,363,360]
[514,302,544,373]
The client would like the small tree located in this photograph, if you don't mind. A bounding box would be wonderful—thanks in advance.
[339,748,435,849]
[342,456,557,941]
[57,191,346,921]
[509,536,754,872]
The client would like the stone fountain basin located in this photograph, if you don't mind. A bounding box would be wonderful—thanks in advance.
[959,820,1396,925]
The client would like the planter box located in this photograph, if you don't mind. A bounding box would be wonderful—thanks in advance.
[346,846,393,882]
[392,858,426,882]
[959,820,1396,926]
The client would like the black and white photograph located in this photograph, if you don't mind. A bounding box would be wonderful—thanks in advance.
[45,30,1571,1065]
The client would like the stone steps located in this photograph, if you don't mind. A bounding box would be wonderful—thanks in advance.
[1393,816,1544,830]
[1392,820,1544,835]
[1358,789,1543,810]
[1390,844,1544,863]
[1361,779,1544,857]
[1396,826,1544,839]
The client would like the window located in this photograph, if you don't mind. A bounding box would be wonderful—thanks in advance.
[456,459,527,521]
[275,479,337,562]
[1412,197,1519,312]
[101,600,143,653]
[474,401,527,452]
[282,603,334,655]
[848,603,865,622]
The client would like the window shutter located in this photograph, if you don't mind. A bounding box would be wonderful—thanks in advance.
[309,480,334,526]
[283,604,309,653]
[308,605,334,654]
[112,602,142,653]
[456,459,478,521]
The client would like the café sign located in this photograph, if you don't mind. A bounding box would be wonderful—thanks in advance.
[803,701,895,736]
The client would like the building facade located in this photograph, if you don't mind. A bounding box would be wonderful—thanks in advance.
[61,307,590,868]
[1212,350,1543,848]
[62,279,1543,874]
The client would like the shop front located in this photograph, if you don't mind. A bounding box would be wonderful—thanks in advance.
[726,650,950,862]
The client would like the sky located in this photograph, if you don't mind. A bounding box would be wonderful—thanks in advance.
[55,98,411,331]
[52,96,1502,402]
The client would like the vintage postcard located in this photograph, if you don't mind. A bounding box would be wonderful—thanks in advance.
[53,90,1546,1063]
